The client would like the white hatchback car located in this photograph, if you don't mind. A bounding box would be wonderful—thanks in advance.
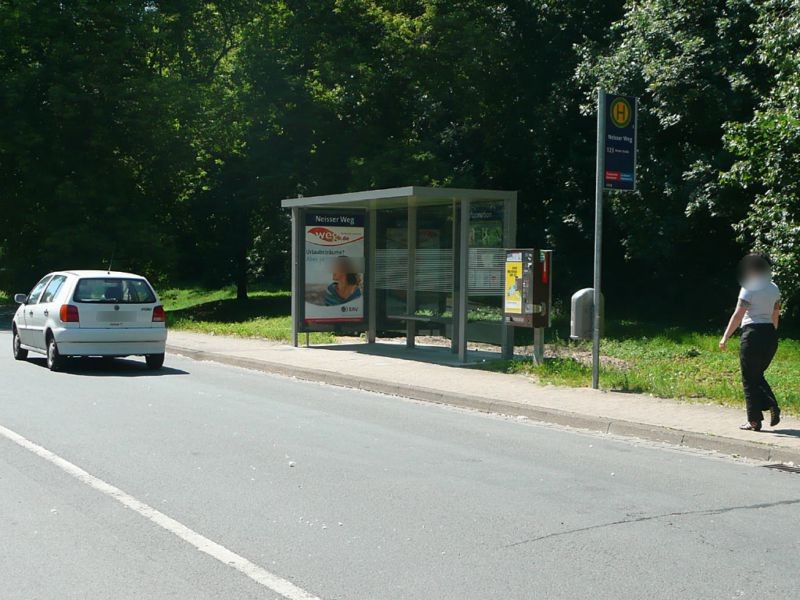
[11,270,168,371]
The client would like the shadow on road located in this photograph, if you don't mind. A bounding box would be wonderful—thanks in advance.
[0,309,14,332]
[313,342,503,367]
[767,429,800,440]
[24,356,189,377]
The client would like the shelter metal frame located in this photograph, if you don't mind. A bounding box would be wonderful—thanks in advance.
[282,186,518,362]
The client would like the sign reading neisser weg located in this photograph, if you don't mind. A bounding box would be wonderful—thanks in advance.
[603,94,637,191]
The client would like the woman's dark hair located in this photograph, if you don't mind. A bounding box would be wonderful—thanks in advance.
[737,253,771,284]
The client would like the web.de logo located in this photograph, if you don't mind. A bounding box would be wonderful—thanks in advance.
[308,227,362,246]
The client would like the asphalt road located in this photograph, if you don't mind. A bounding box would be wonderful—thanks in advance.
[1,331,799,600]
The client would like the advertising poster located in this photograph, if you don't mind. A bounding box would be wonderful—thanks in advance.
[504,252,523,315]
[305,212,365,324]
[469,203,503,248]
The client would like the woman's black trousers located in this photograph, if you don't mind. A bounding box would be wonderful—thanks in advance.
[739,323,779,423]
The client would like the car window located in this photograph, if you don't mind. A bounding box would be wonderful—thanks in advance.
[73,278,156,304]
[40,275,67,304]
[27,276,52,304]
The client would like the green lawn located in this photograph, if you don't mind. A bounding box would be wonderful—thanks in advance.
[162,286,335,344]
[0,291,9,305]
[491,325,800,415]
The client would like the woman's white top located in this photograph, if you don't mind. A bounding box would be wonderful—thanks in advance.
[738,280,780,327]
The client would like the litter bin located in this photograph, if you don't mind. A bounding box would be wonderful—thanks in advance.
[571,288,603,340]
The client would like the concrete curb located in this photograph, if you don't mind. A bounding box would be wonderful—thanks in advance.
[167,344,798,465]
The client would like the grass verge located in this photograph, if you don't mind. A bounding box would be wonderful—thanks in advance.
[488,326,800,415]
[162,286,335,344]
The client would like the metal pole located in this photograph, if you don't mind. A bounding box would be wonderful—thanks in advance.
[367,208,377,344]
[533,328,544,366]
[501,194,517,359]
[291,207,301,348]
[458,199,470,363]
[451,200,460,354]
[592,88,606,389]
[406,204,417,349]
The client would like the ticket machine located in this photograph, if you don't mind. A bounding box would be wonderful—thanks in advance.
[503,249,553,328]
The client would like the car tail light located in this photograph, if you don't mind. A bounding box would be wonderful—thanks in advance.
[60,305,80,323]
[152,305,166,322]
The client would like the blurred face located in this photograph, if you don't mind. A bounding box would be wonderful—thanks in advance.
[332,258,352,286]
[332,269,346,284]
[742,270,770,291]
[738,257,771,291]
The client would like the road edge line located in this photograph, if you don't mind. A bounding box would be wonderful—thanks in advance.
[0,423,322,600]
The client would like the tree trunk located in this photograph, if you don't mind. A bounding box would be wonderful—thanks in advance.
[236,275,248,302]
[235,242,248,302]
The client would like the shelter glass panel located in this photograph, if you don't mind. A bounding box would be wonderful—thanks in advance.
[413,204,455,327]
[466,201,507,343]
[374,209,408,328]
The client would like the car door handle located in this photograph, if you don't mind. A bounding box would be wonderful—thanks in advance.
[28,311,33,316]
[43,310,49,317]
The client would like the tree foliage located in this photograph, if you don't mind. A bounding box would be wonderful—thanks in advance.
[575,0,766,307]
[722,0,800,310]
[1,0,797,316]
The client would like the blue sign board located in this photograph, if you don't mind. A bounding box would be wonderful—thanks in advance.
[603,94,637,191]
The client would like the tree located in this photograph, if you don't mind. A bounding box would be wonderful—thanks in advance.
[6,0,794,323]
[575,0,765,316]
[0,1,198,290]
[722,0,800,312]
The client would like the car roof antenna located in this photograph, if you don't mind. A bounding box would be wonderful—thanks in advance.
[107,250,115,274]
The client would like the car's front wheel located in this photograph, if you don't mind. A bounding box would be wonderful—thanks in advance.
[12,328,28,361]
[47,336,64,372]
[145,353,165,370]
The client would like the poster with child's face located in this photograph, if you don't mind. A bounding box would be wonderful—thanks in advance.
[304,213,365,323]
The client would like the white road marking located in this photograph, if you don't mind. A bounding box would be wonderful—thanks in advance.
[0,423,322,600]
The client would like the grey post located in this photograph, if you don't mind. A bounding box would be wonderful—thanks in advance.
[367,207,377,344]
[450,199,460,354]
[406,203,417,349]
[533,328,544,365]
[592,88,607,389]
[501,195,517,359]
[458,198,470,362]
[291,207,302,348]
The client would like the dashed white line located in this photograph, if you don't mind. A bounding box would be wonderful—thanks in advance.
[0,423,322,600]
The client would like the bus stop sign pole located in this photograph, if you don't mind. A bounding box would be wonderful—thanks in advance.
[593,89,638,389]
[592,88,606,390]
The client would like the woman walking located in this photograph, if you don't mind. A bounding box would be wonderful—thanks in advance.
[719,254,782,431]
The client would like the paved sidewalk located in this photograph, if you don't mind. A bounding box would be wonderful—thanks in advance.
[167,331,800,463]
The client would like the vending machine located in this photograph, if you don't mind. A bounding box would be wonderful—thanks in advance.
[503,249,553,328]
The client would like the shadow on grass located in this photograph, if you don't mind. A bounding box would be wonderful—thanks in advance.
[168,295,290,324]
[547,316,720,345]
[568,316,798,344]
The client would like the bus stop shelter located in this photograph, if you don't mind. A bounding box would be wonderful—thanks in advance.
[282,186,517,362]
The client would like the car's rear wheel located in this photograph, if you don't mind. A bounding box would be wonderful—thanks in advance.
[47,336,64,372]
[12,328,27,361]
[146,353,165,370]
